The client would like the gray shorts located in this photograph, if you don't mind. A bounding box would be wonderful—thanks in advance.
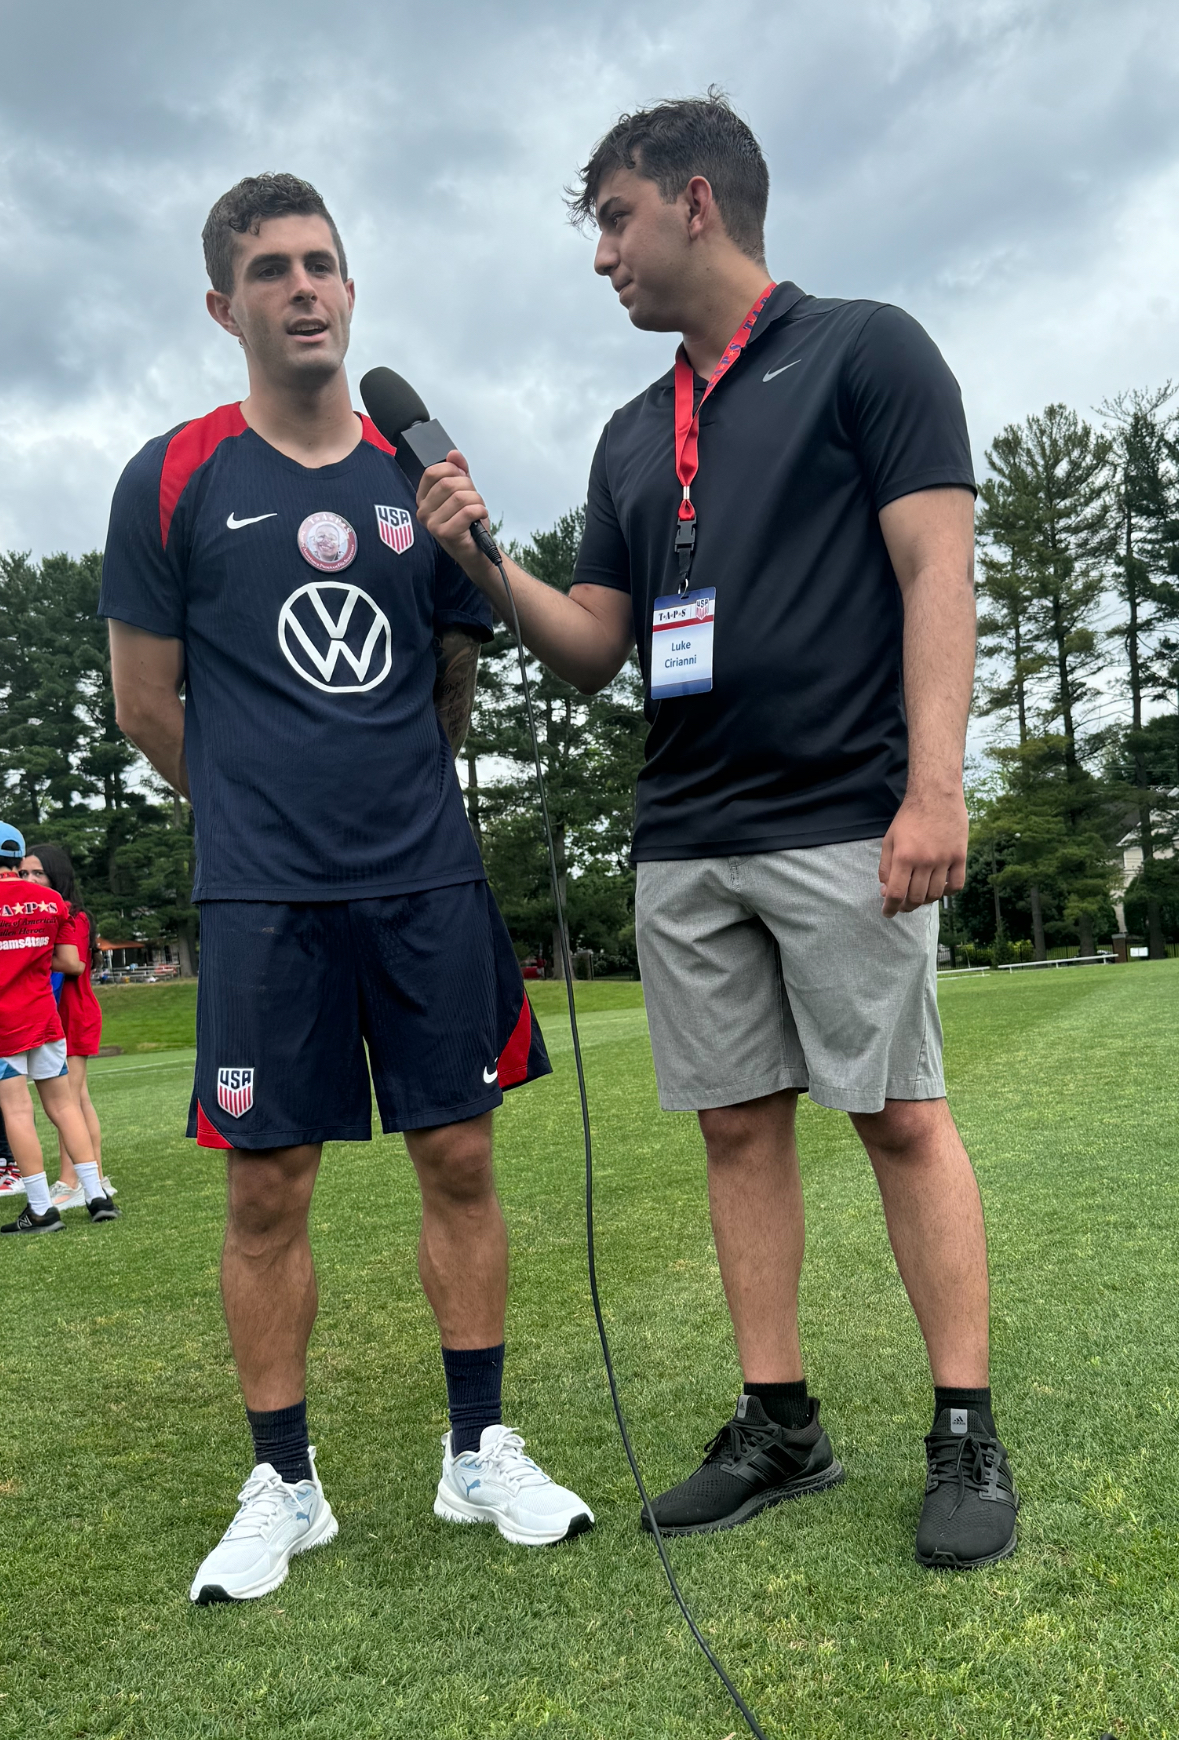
[634,839,944,1115]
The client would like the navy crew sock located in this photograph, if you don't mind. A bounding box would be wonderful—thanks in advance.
[933,1385,995,1437]
[743,1378,811,1430]
[246,1399,312,1485]
[442,1343,505,1455]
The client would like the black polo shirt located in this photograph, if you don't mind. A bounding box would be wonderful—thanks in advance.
[573,281,975,861]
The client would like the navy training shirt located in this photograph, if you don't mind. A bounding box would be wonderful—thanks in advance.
[573,283,976,861]
[100,404,493,902]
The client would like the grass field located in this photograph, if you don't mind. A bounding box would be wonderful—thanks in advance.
[2,965,1177,1739]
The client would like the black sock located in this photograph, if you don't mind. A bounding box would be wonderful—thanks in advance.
[933,1385,995,1436]
[442,1343,504,1455]
[246,1399,312,1485]
[743,1379,810,1429]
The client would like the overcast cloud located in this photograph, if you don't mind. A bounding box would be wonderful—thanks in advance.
[3,0,1177,573]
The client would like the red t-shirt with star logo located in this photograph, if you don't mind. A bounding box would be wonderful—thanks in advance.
[0,877,68,1053]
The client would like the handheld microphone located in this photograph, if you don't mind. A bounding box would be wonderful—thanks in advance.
[358,366,501,566]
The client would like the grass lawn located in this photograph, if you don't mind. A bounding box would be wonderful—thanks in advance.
[94,981,199,1053]
[1,964,1177,1738]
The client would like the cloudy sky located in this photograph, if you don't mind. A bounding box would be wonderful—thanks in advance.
[2,0,1176,565]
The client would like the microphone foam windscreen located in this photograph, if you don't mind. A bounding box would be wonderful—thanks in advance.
[359,367,430,442]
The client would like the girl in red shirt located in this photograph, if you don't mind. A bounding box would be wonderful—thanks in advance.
[22,845,111,1205]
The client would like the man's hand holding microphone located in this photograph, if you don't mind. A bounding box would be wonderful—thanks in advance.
[359,366,633,696]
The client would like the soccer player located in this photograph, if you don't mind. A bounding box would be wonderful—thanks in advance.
[102,174,592,1606]
[417,97,1019,1570]
[21,844,114,1208]
[0,822,119,1232]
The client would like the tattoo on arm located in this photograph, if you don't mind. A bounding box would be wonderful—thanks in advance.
[433,629,481,756]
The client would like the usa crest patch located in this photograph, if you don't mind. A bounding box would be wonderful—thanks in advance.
[217,1066,254,1118]
[375,504,414,555]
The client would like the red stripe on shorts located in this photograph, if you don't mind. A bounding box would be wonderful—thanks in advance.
[496,996,533,1088]
[196,1102,234,1150]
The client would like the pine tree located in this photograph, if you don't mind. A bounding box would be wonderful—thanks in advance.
[1100,386,1179,956]
[976,407,1118,957]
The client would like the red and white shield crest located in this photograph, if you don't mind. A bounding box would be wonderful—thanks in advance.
[217,1066,254,1118]
[375,504,414,555]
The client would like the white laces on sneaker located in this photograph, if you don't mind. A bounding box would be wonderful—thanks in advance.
[223,1469,300,1540]
[471,1430,551,1491]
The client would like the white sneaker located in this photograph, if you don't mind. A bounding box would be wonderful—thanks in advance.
[434,1425,594,1546]
[189,1448,337,1604]
[0,1169,25,1197]
[50,1179,85,1210]
[102,1175,117,1196]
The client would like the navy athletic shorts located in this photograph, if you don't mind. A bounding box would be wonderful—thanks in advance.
[187,880,550,1151]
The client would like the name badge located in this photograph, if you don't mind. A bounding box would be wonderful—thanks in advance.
[650,588,715,699]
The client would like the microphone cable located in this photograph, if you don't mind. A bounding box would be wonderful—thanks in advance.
[477,527,771,1740]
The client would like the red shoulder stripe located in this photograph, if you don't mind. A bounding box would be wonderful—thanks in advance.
[359,414,397,457]
[159,402,248,548]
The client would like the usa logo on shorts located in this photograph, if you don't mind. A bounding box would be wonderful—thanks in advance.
[375,504,414,555]
[217,1067,254,1118]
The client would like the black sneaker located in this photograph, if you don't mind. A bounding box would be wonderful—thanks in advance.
[916,1407,1019,1569]
[1,1204,65,1234]
[641,1395,845,1535]
[86,1195,121,1223]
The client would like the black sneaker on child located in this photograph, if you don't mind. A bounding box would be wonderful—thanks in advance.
[86,1195,120,1223]
[1,1204,65,1234]
[641,1394,844,1535]
[916,1407,1019,1569]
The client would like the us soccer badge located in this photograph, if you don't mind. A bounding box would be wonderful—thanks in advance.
[217,1066,254,1118]
[297,511,357,573]
[375,504,414,555]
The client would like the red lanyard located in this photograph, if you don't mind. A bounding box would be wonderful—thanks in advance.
[672,282,775,588]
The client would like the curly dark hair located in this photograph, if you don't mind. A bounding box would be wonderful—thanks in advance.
[567,89,769,264]
[202,172,348,295]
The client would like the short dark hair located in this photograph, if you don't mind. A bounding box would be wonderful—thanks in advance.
[568,90,769,263]
[202,173,348,295]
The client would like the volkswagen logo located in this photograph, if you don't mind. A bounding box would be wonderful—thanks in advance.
[278,582,393,694]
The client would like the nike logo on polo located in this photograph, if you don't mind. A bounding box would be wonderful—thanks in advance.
[483,1066,499,1085]
[227,512,278,530]
[763,361,801,381]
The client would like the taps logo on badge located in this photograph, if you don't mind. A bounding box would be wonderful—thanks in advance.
[217,1067,254,1118]
[297,511,357,572]
[278,582,393,693]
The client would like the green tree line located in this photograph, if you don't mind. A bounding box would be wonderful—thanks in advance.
[0,550,199,971]
[966,389,1179,961]
[3,388,1178,974]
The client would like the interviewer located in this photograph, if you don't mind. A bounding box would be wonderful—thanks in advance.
[418,94,1019,1570]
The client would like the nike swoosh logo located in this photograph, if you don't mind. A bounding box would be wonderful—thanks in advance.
[226,512,278,530]
[763,362,800,381]
[483,1066,499,1085]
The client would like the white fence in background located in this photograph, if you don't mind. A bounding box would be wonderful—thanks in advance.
[996,954,1115,972]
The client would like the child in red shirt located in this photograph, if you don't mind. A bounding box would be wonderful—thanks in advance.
[0,821,118,1232]
[21,842,111,1207]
